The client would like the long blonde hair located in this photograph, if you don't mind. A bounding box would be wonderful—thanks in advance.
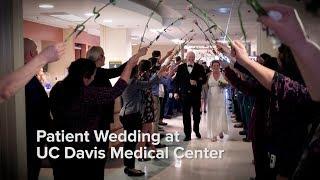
[86,46,104,62]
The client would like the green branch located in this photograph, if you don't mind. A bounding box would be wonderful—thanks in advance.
[238,1,247,42]
[148,16,185,47]
[139,0,163,50]
[186,0,232,42]
[64,0,116,42]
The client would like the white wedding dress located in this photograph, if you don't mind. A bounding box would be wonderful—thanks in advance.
[207,74,229,139]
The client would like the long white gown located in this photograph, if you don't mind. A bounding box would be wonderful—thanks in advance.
[207,74,228,139]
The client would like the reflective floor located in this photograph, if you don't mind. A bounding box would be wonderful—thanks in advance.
[39,113,255,180]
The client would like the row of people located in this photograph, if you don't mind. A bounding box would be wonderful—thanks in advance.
[212,4,320,179]
[0,3,319,180]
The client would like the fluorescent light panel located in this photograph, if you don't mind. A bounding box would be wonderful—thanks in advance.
[39,4,54,9]
[50,14,84,22]
[171,39,184,44]
[84,13,94,17]
[103,19,113,23]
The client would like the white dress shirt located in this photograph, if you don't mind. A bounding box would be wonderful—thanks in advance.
[187,63,194,74]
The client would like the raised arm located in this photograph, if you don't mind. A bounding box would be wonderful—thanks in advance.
[0,43,65,103]
[159,48,174,65]
[135,64,169,89]
[271,72,311,104]
[82,78,128,105]
[231,40,275,91]
[98,62,128,79]
[119,47,149,84]
[259,4,320,101]
[134,74,159,90]
[230,40,312,105]
[82,47,149,104]
[224,66,260,96]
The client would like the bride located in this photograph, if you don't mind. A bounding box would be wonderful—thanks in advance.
[206,61,229,142]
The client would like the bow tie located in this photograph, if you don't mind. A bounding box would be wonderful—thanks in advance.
[187,65,193,67]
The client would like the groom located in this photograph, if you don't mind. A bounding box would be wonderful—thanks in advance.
[174,51,207,141]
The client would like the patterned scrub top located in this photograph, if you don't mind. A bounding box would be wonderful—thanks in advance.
[139,73,155,124]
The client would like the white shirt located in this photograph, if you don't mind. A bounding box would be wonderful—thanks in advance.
[187,63,194,74]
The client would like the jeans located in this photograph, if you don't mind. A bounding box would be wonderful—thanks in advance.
[119,113,142,169]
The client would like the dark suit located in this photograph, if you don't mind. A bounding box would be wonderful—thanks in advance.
[91,63,127,126]
[89,63,126,178]
[174,63,207,138]
[25,77,51,180]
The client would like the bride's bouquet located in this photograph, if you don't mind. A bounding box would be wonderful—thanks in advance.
[218,79,228,89]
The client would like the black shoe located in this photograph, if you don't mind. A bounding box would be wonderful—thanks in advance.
[164,115,172,119]
[234,123,243,128]
[151,152,160,160]
[239,130,246,136]
[184,137,191,141]
[138,157,151,162]
[242,138,250,142]
[124,167,145,176]
[159,122,168,126]
[195,132,201,139]
[155,143,167,148]
[158,126,164,131]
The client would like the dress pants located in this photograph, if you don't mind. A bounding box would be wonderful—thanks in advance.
[51,158,106,180]
[50,123,110,180]
[164,96,174,116]
[27,144,42,180]
[152,96,160,133]
[160,95,167,120]
[181,93,201,138]
[119,113,142,169]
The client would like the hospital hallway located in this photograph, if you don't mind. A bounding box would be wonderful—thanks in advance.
[39,113,255,180]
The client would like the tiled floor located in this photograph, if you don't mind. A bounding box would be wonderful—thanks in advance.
[39,112,255,180]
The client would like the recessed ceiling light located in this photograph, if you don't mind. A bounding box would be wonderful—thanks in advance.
[39,4,54,9]
[218,7,230,13]
[171,39,184,44]
[149,28,164,33]
[131,36,139,40]
[217,7,230,14]
[103,19,112,23]
[84,13,94,17]
[50,13,84,22]
[216,39,229,44]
